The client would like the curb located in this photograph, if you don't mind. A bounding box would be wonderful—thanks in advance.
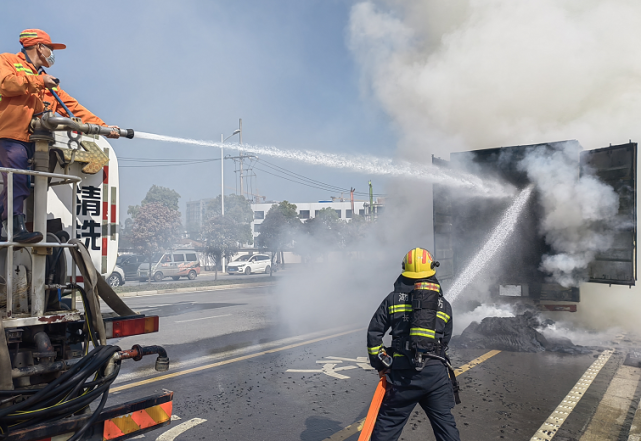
[115,281,277,298]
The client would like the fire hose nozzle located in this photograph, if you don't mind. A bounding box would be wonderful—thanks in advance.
[38,113,134,139]
[81,123,134,139]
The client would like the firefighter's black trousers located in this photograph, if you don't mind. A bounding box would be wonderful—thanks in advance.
[372,362,461,441]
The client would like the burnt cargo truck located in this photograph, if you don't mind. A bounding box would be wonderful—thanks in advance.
[433,140,637,311]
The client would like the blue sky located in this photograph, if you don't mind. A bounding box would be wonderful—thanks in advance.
[1,0,397,220]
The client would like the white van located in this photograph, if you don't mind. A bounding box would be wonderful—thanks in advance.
[137,250,202,282]
[227,253,272,275]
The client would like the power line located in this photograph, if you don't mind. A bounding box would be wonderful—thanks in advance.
[253,165,352,194]
[117,156,386,197]
[256,158,385,197]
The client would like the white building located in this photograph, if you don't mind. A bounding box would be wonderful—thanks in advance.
[250,200,367,240]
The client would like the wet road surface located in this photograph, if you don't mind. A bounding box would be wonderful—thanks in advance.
[103,286,641,440]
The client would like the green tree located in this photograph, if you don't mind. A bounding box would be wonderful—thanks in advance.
[297,208,345,262]
[130,202,182,283]
[204,194,252,223]
[142,185,181,211]
[119,217,135,250]
[256,201,300,274]
[343,214,369,247]
[200,195,254,279]
[128,185,181,220]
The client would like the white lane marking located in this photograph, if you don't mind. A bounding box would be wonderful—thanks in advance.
[580,364,641,440]
[530,349,614,441]
[288,355,374,380]
[171,414,181,421]
[156,418,207,441]
[324,356,374,370]
[288,364,358,379]
[174,314,232,323]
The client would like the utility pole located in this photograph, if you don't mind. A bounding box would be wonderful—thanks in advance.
[221,133,225,274]
[219,126,240,272]
[221,134,225,218]
[369,181,374,221]
[350,188,355,216]
[239,118,244,199]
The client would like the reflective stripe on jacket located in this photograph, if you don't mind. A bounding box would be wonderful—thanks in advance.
[366,275,453,370]
[0,52,106,142]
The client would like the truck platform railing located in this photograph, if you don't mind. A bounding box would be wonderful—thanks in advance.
[0,166,82,320]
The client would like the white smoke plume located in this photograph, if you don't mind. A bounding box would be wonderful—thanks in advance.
[348,1,641,155]
[455,303,516,336]
[348,1,640,292]
[518,143,620,287]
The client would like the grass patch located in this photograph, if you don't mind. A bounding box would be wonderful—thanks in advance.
[113,275,276,294]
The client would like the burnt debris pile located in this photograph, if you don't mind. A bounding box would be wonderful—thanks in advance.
[451,311,595,354]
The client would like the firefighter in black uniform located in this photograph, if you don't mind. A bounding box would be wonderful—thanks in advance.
[367,247,461,441]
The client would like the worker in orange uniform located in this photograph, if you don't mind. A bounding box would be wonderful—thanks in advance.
[0,29,120,243]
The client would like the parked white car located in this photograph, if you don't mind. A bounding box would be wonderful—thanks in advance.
[227,254,271,275]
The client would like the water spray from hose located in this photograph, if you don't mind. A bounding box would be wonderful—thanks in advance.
[135,131,513,197]
[447,184,535,303]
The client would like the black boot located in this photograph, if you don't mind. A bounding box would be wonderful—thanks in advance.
[2,215,43,244]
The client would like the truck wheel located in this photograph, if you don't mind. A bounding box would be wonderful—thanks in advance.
[107,273,122,287]
[172,276,180,281]
[188,270,197,280]
[153,272,164,282]
[244,267,251,275]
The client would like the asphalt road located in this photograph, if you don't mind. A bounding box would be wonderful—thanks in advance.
[103,286,641,441]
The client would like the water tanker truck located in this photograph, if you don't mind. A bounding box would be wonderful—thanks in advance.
[0,111,173,440]
[433,140,637,312]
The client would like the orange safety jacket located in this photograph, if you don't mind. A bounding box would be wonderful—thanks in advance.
[0,51,106,142]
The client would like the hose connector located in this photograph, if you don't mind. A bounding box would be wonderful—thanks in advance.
[116,344,169,372]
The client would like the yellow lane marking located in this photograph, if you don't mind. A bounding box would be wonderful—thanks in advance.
[322,349,502,441]
[454,349,501,376]
[111,328,363,393]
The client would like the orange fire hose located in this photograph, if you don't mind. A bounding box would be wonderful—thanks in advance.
[357,375,387,441]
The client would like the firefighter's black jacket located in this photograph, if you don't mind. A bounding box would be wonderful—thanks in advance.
[367,274,453,370]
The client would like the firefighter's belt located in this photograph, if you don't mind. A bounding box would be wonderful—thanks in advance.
[419,353,461,405]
